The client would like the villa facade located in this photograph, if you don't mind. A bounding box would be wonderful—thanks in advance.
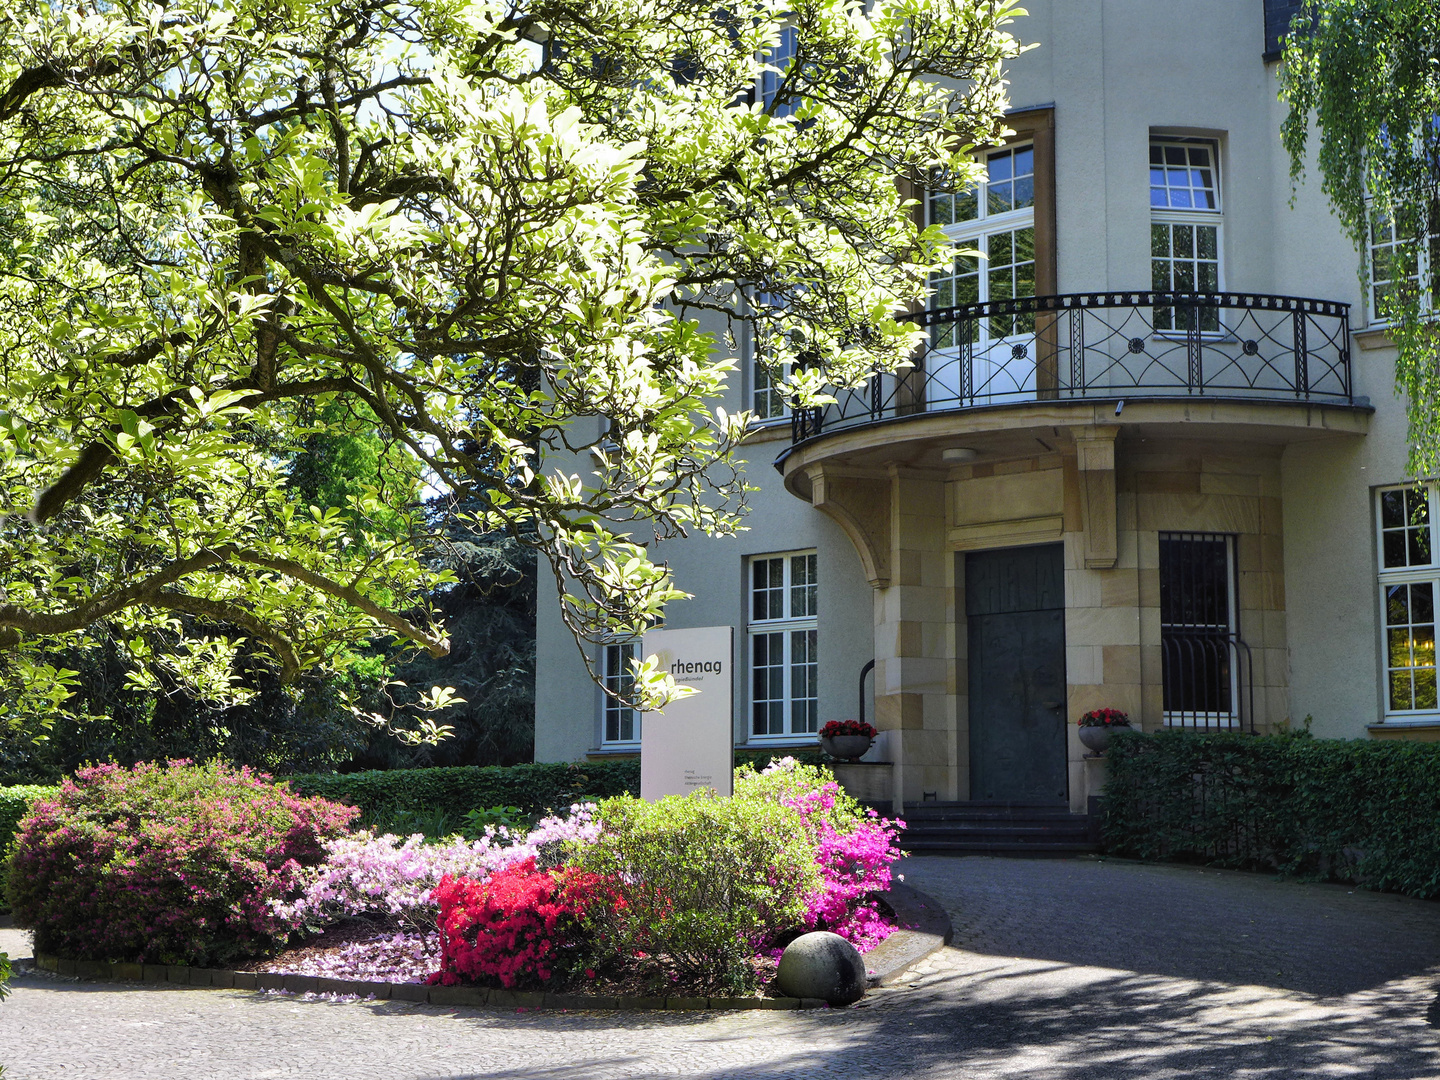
[534,0,1437,813]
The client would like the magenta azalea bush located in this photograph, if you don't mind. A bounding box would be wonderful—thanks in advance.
[5,760,355,966]
[734,758,904,950]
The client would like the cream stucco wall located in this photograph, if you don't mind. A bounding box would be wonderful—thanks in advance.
[537,0,1435,775]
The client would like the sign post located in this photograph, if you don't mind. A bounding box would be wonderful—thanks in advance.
[640,626,734,799]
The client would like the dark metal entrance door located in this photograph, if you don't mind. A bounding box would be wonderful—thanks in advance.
[965,544,1068,804]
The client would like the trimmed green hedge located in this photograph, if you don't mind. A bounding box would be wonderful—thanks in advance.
[0,785,57,856]
[1103,729,1440,898]
[286,750,824,829]
[0,751,827,854]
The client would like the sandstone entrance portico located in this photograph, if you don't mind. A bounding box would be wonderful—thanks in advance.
[778,295,1371,812]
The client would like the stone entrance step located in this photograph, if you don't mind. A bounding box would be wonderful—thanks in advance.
[898,801,1099,857]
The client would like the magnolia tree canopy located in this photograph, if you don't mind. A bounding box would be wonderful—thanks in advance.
[0,0,1023,732]
[1280,0,1440,474]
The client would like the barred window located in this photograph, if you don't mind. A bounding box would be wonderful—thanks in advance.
[1159,532,1239,728]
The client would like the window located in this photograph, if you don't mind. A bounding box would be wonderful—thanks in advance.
[759,26,800,117]
[1378,485,1439,717]
[1159,532,1240,728]
[601,641,640,744]
[928,145,1037,345]
[1366,201,1440,324]
[1150,138,1222,332]
[751,292,790,421]
[748,551,818,738]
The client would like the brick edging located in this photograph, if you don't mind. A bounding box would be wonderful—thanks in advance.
[30,954,826,1011]
[31,885,953,1012]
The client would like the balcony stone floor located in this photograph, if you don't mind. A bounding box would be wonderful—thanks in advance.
[2,855,1438,1079]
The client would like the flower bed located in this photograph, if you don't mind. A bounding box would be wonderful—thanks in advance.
[10,758,904,998]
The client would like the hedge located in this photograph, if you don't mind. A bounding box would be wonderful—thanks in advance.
[0,751,827,858]
[1,785,57,857]
[286,750,824,827]
[1102,729,1440,898]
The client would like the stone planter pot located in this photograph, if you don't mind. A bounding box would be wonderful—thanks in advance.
[821,734,874,761]
[1078,723,1131,755]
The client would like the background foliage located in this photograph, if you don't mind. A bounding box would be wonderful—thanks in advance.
[1280,0,1440,472]
[0,0,1024,727]
[1103,729,1440,898]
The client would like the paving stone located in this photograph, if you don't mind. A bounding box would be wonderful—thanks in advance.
[3,857,1440,1079]
[231,971,258,991]
[389,982,429,1002]
[282,973,319,994]
[111,963,143,981]
[142,964,167,982]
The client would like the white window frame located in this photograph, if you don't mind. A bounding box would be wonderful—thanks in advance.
[747,550,820,743]
[927,145,1037,346]
[599,639,640,747]
[758,25,800,117]
[750,291,790,424]
[1365,201,1440,326]
[1149,137,1224,337]
[1376,483,1440,723]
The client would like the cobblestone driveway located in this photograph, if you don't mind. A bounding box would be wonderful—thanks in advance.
[3,856,1439,1079]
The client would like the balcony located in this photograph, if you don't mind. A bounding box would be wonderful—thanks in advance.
[777,291,1371,490]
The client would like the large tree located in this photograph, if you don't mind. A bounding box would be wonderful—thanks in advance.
[0,0,1022,732]
[1280,0,1440,473]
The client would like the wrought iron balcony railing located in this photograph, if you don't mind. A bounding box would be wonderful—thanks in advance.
[790,291,1354,443]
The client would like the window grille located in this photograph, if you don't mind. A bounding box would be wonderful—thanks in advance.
[1159,532,1252,729]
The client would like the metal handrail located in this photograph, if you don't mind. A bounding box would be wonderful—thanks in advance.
[790,291,1354,443]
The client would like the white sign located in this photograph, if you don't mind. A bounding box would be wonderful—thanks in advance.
[640,625,734,800]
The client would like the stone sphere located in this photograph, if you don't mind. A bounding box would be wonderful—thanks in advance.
[775,931,866,1005]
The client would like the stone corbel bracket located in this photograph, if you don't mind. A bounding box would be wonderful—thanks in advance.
[1071,424,1119,569]
[806,464,891,587]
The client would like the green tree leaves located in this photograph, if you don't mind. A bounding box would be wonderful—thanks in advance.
[0,0,1021,726]
[1280,0,1440,473]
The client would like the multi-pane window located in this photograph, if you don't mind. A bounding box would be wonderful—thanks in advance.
[928,146,1037,345]
[1378,485,1439,716]
[1150,138,1222,332]
[749,551,819,738]
[1366,202,1440,323]
[759,26,800,117]
[1159,532,1239,728]
[601,641,639,744]
[753,357,786,420]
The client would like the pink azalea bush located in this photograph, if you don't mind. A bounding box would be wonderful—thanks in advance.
[734,758,905,950]
[271,804,601,933]
[5,760,355,966]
